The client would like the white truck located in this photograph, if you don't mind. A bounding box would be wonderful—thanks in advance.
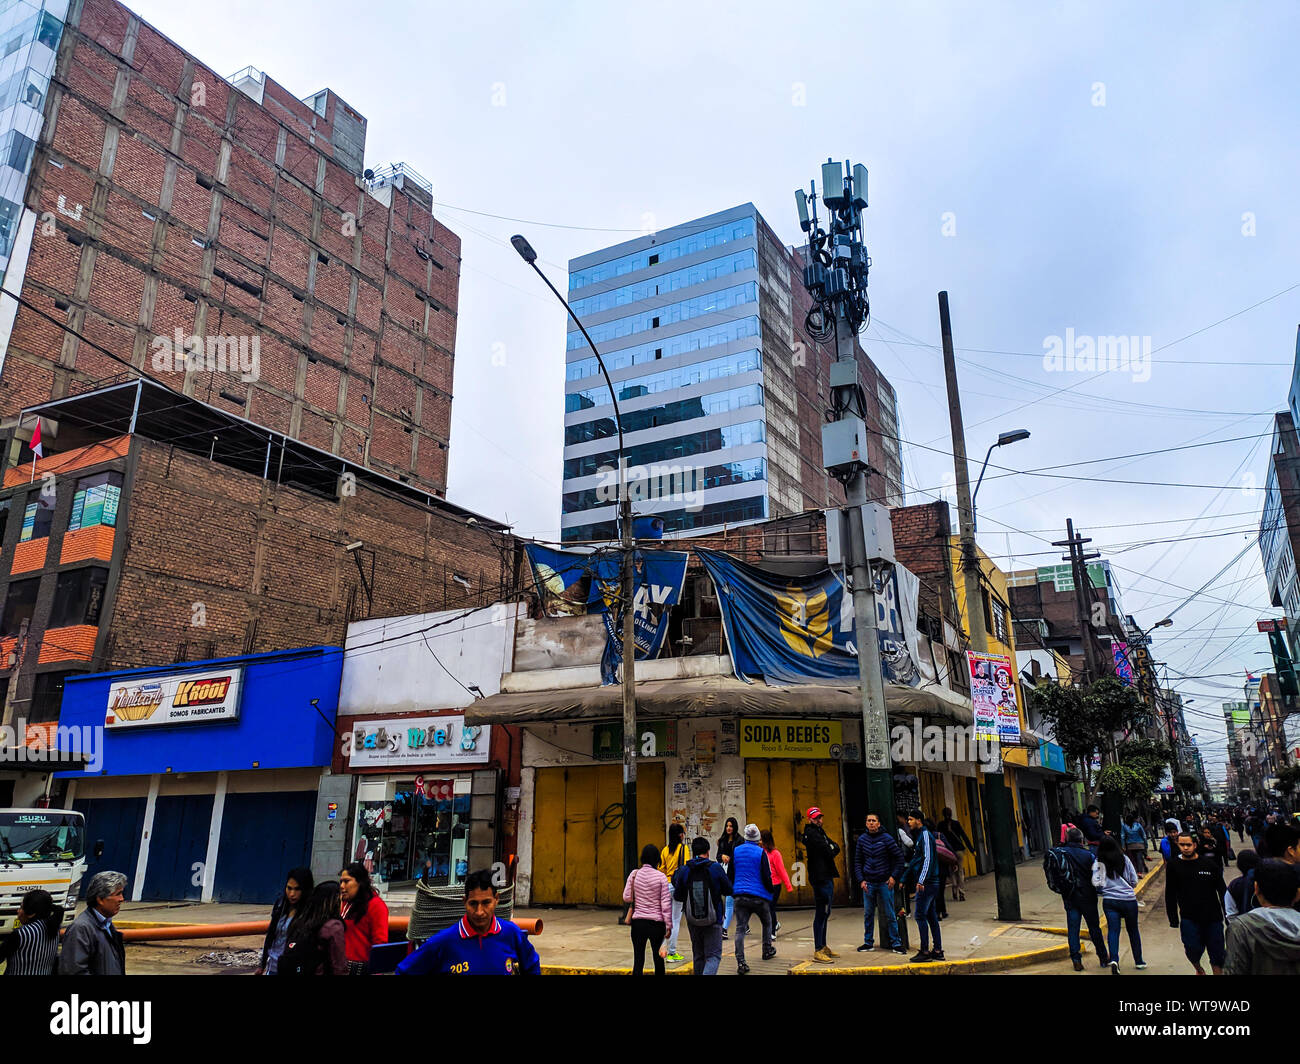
[0,808,87,937]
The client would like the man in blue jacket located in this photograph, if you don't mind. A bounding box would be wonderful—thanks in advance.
[397,869,540,975]
[728,823,776,974]
[904,811,944,963]
[854,812,905,954]
[672,837,734,976]
[1057,826,1110,971]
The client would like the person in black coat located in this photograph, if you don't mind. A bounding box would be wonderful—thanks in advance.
[258,866,315,975]
[58,871,127,976]
[801,807,841,961]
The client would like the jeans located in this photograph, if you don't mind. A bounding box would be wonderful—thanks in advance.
[722,894,735,932]
[629,918,666,975]
[686,923,723,975]
[862,881,901,949]
[936,865,949,917]
[1124,845,1148,876]
[1102,899,1142,966]
[733,894,773,965]
[1179,919,1226,968]
[665,899,683,953]
[913,881,942,952]
[1065,897,1109,965]
[812,880,834,951]
[768,884,782,930]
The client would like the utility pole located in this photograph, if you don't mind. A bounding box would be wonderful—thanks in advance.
[794,161,894,862]
[1053,520,1102,684]
[511,234,639,879]
[938,291,1020,921]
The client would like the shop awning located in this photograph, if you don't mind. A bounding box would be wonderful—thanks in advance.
[464,675,975,728]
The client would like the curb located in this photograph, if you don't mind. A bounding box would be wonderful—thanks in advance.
[541,961,695,976]
[1135,858,1165,898]
[787,940,1074,974]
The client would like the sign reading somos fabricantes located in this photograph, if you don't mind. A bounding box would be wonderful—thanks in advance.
[347,715,490,768]
[104,666,243,728]
[740,719,843,759]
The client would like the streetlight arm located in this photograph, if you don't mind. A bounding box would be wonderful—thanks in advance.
[523,260,625,462]
[972,440,999,511]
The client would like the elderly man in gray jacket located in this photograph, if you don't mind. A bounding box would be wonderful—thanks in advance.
[59,871,128,975]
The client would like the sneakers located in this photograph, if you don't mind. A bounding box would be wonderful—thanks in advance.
[762,948,777,961]
[909,951,933,963]
[1135,961,1148,970]
[1110,961,1120,975]
[812,948,834,963]
[720,930,728,940]
[1072,958,1085,971]
[857,943,874,952]
[773,921,781,933]
[665,952,684,963]
[891,946,907,955]
[930,950,945,961]
[737,962,750,975]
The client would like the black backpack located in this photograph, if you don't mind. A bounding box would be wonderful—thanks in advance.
[277,930,327,975]
[1043,847,1082,899]
[684,862,718,927]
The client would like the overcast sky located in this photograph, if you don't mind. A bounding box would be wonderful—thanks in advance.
[126,0,1300,782]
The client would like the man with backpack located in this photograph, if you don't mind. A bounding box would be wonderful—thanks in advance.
[1044,826,1110,971]
[728,823,777,974]
[672,837,733,975]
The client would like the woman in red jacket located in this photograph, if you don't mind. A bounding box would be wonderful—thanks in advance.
[339,863,389,974]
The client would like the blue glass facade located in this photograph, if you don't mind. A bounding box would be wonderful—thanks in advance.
[568,216,755,292]
[565,382,763,445]
[566,316,759,383]
[566,349,761,412]
[569,249,756,317]
[565,282,757,351]
[564,418,766,481]
[562,457,767,514]
[563,495,769,543]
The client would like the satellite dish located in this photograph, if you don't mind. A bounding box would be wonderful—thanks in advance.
[363,168,375,180]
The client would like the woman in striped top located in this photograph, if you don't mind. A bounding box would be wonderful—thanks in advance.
[1,889,63,976]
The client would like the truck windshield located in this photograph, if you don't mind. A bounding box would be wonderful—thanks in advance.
[0,812,86,862]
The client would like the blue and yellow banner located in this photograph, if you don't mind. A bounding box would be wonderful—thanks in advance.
[694,548,922,686]
[523,544,688,685]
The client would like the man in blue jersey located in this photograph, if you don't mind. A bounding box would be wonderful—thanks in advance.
[397,869,540,975]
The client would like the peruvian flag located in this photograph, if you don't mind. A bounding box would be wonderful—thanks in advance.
[29,417,42,458]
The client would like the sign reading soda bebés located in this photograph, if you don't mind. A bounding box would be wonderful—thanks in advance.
[104,666,244,728]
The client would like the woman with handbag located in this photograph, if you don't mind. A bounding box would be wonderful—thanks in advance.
[278,882,347,975]
[927,818,956,920]
[623,844,672,975]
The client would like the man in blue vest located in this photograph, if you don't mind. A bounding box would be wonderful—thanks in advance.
[729,823,776,974]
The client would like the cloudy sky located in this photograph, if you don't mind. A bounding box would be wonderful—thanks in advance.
[126,0,1300,782]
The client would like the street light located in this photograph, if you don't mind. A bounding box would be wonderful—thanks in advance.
[972,429,1030,531]
[512,234,640,881]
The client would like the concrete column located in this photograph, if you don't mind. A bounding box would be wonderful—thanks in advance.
[201,771,228,903]
[132,774,161,902]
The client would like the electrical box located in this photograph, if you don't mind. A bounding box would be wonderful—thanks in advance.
[821,416,868,476]
[825,503,895,567]
[829,360,858,389]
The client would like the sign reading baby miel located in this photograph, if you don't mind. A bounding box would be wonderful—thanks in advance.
[739,718,843,760]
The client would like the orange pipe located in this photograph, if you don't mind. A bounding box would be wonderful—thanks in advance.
[119,914,541,942]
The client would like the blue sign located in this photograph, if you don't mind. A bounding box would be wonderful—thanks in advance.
[524,544,688,685]
[1041,742,1067,774]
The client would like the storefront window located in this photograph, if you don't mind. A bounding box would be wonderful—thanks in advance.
[353,777,472,890]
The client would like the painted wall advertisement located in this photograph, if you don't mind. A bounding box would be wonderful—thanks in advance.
[347,715,490,767]
[103,666,244,729]
[966,651,1021,744]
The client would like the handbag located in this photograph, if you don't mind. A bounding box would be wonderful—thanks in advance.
[934,836,959,868]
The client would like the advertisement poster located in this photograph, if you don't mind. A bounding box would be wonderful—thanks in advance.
[695,730,716,764]
[347,715,490,767]
[967,651,1020,743]
[739,718,843,759]
[104,666,243,729]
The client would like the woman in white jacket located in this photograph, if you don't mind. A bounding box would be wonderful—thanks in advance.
[1092,836,1145,973]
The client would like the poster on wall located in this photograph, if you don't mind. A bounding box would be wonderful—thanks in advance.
[695,730,716,764]
[1112,642,1134,686]
[967,651,1021,744]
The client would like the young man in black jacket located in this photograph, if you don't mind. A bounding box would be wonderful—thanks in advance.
[801,807,841,963]
[1166,831,1228,974]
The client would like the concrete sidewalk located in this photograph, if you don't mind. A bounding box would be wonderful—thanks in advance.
[116,848,1167,975]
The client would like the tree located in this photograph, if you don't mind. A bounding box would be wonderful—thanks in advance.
[1097,738,1172,801]
[1029,677,1152,804]
[1277,764,1300,798]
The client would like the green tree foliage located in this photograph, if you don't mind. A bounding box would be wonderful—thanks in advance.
[1276,764,1300,797]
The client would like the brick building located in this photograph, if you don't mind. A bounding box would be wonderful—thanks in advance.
[1007,557,1128,684]
[0,380,513,807]
[1,0,459,496]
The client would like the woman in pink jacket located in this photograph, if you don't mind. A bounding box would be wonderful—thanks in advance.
[762,830,794,937]
[623,844,673,975]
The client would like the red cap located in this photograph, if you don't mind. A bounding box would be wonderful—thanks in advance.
[807,807,822,819]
